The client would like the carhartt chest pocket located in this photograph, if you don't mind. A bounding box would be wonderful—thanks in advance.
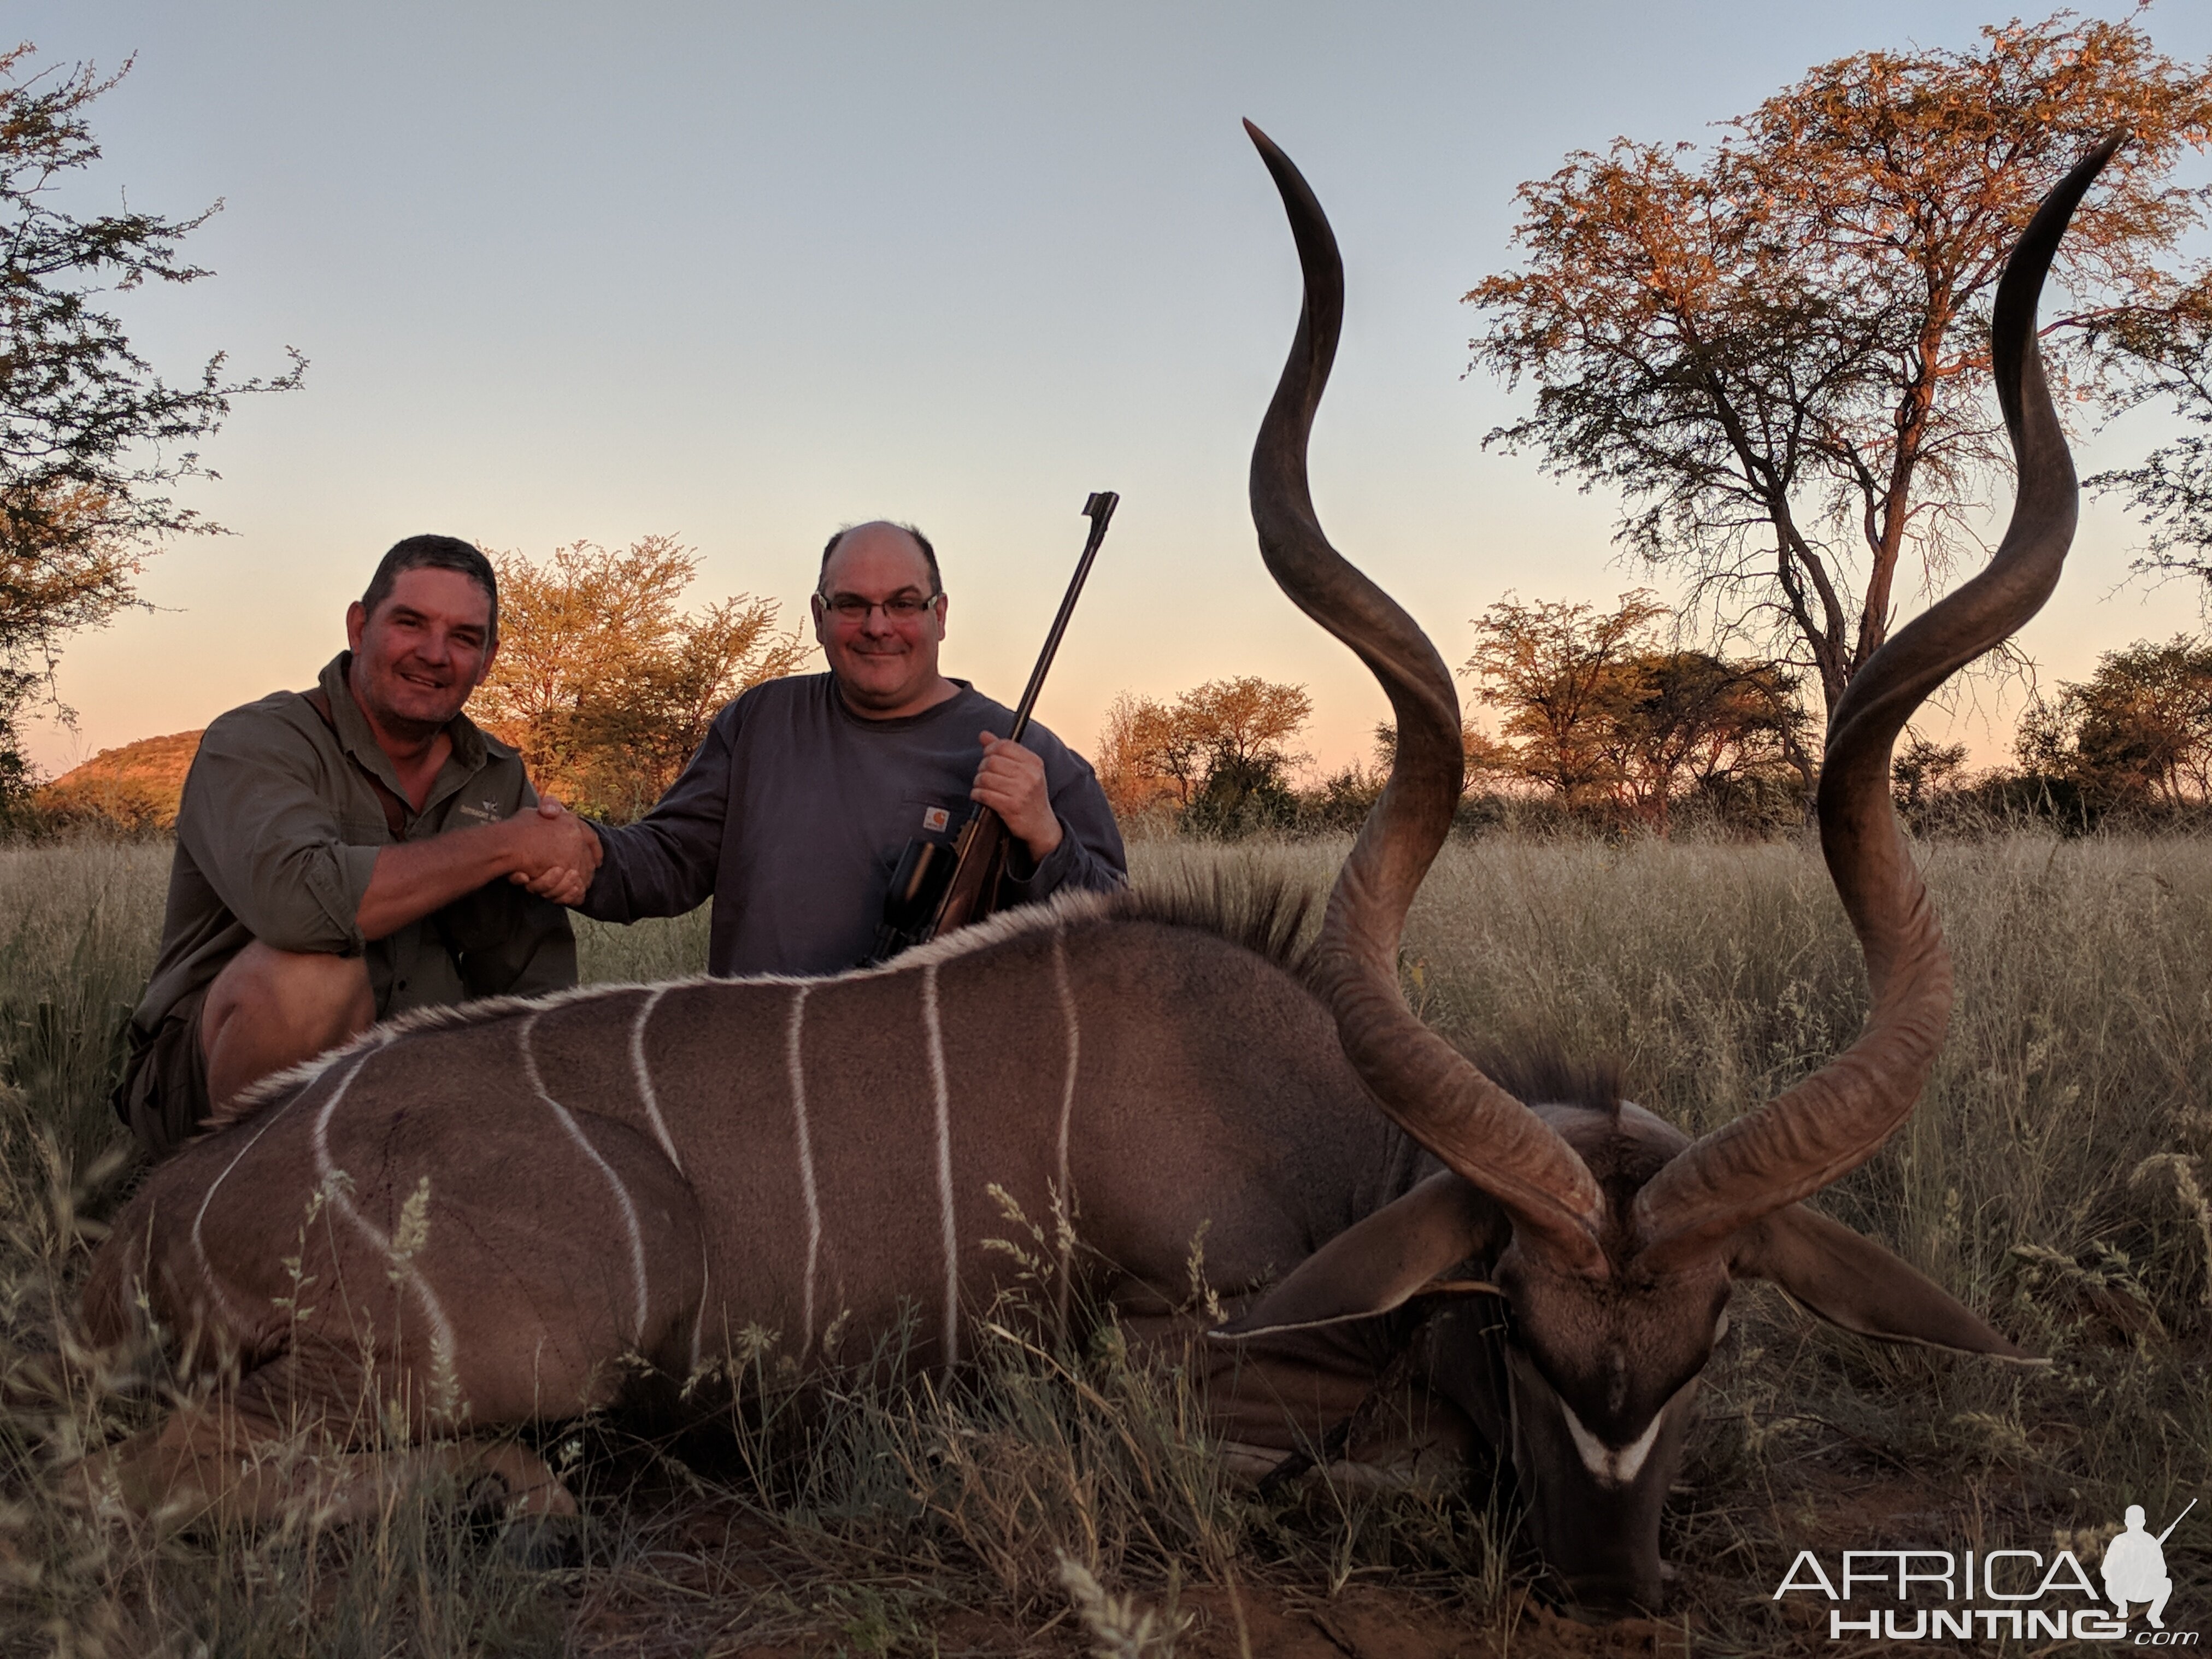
[902,796,966,845]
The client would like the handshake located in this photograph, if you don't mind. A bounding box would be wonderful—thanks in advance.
[502,798,604,907]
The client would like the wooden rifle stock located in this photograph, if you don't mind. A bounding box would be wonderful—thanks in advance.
[924,491,1119,942]
[928,799,1011,941]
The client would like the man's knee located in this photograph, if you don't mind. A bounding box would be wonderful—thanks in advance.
[205,944,373,1046]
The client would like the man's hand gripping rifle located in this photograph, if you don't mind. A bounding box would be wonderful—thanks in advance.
[870,491,1119,962]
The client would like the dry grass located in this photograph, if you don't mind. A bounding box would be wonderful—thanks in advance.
[3,832,2208,1654]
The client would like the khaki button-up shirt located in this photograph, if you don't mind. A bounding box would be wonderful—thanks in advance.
[132,652,577,1038]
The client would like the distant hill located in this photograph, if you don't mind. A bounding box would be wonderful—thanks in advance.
[38,730,204,832]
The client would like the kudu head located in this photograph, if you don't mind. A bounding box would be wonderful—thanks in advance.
[1221,120,2121,1615]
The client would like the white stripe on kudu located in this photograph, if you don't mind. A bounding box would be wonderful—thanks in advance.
[1051,926,1080,1320]
[921,962,959,1369]
[690,1235,711,1379]
[630,986,683,1174]
[786,983,823,1352]
[520,1012,651,1341]
[307,1040,462,1411]
[193,1044,373,1334]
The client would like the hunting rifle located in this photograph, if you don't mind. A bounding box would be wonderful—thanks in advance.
[870,491,1119,961]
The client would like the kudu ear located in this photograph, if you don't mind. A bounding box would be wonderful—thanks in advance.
[1214,1172,1507,1339]
[1731,1204,2041,1362]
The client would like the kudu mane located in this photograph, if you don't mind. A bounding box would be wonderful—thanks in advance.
[1474,1049,1628,1120]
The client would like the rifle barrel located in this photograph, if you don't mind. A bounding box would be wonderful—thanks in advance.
[1008,491,1118,742]
[2157,1497,2197,1544]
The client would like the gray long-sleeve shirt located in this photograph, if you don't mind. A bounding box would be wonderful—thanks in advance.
[579,673,1126,976]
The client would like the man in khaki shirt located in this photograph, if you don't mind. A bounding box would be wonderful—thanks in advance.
[118,535,603,1156]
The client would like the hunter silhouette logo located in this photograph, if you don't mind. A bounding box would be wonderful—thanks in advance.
[2106,1501,2193,1631]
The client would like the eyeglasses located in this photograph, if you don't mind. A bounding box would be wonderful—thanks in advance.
[817,591,942,623]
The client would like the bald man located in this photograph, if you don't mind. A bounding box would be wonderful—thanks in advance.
[576,520,1126,975]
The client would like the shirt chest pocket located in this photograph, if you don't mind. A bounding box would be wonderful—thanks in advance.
[338,810,395,846]
[901,796,967,845]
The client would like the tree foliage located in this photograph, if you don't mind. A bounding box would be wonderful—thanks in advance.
[0,45,301,805]
[2016,635,2212,811]
[1094,677,1313,834]
[1095,693,1189,822]
[1096,609,1804,840]
[1597,648,1810,832]
[1463,591,1807,831]
[474,537,811,822]
[0,665,33,827]
[2087,271,2212,584]
[1,47,301,665]
[1464,591,1669,806]
[1467,13,2212,719]
[1892,731,1970,813]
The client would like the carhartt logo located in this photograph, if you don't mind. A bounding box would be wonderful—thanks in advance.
[1772,1498,2197,1643]
[922,806,950,833]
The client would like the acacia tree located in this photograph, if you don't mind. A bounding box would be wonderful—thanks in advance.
[2015,635,2212,810]
[475,537,810,821]
[1468,14,2212,720]
[1095,691,1193,819]
[1,46,301,804]
[1892,731,1971,812]
[1093,676,1312,832]
[1175,676,1314,834]
[1464,590,1804,830]
[1367,716,1517,795]
[1462,590,1666,807]
[1176,676,1311,772]
[1595,650,1808,832]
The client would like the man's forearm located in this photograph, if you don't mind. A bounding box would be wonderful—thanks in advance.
[362,802,601,939]
[575,817,726,922]
[356,822,536,942]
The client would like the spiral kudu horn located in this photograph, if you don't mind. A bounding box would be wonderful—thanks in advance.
[1244,120,1607,1272]
[1630,133,2127,1269]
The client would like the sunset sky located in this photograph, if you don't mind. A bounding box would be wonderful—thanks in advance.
[15,1,2211,781]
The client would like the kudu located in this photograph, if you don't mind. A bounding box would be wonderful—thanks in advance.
[73,122,2103,1616]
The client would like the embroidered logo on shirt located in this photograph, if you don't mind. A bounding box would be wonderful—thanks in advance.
[922,806,951,833]
[455,801,501,824]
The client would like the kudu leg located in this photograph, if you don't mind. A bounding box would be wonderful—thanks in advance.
[86,1404,576,1527]
[79,1348,578,1527]
[1121,1305,1478,1489]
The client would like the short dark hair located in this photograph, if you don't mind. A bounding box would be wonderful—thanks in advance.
[818,521,941,596]
[361,535,499,646]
